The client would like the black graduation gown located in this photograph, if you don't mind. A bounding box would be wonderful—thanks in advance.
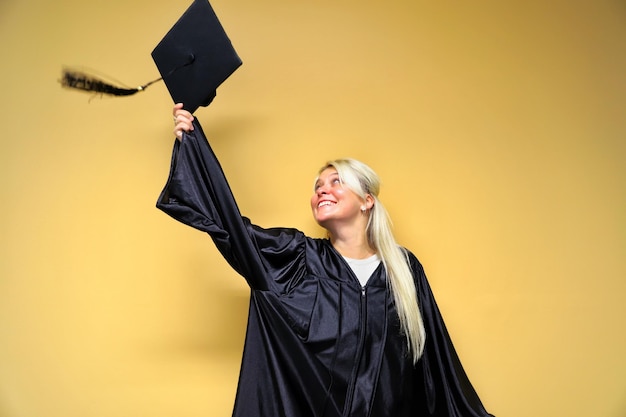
[156,119,494,417]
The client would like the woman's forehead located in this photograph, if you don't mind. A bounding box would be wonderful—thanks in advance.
[315,168,340,183]
[319,167,339,178]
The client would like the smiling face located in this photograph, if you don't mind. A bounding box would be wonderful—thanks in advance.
[311,167,370,230]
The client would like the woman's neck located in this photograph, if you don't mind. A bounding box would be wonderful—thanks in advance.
[329,232,376,259]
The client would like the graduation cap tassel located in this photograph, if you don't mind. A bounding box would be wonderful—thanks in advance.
[59,69,162,97]
[60,55,196,98]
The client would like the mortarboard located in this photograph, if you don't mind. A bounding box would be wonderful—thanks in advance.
[152,0,242,113]
[60,0,242,113]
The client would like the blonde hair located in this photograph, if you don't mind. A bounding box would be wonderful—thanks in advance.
[319,159,426,362]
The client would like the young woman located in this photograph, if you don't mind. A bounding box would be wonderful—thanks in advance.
[158,103,494,417]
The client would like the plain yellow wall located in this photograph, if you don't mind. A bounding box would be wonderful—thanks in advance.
[1,0,624,416]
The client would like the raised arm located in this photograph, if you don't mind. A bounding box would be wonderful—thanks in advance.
[158,105,280,289]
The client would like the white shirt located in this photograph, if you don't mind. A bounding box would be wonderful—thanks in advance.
[344,254,381,287]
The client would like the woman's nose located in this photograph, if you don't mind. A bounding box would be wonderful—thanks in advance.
[316,184,329,195]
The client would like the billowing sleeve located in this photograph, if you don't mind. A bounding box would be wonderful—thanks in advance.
[156,118,305,291]
[410,254,495,417]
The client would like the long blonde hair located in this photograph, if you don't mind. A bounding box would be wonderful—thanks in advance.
[319,159,426,362]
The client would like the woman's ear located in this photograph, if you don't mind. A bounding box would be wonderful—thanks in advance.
[364,194,375,210]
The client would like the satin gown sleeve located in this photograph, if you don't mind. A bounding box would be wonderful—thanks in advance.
[408,253,495,416]
[156,118,305,293]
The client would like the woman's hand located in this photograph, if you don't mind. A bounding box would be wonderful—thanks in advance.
[172,103,194,140]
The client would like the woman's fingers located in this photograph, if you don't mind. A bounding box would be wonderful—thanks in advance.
[172,103,194,140]
[172,103,194,121]
[173,120,193,140]
[172,102,184,116]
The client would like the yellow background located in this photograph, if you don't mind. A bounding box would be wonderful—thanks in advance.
[1,0,624,416]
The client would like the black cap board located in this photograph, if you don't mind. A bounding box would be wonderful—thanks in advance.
[151,0,242,113]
